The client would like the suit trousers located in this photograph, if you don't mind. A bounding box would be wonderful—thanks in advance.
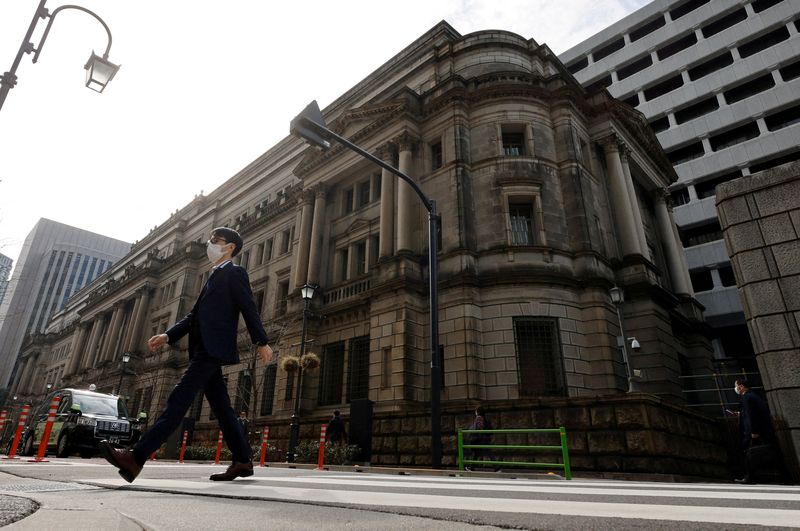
[132,351,250,464]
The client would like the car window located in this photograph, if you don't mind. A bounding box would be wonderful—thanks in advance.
[72,394,129,417]
[56,394,71,414]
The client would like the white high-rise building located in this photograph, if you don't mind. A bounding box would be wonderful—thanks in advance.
[0,253,11,308]
[0,219,130,387]
[560,0,800,367]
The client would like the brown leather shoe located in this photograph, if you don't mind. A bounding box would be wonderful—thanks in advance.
[99,440,142,483]
[209,461,254,481]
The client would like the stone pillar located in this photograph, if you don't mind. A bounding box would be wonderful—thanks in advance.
[64,323,89,377]
[669,208,694,296]
[126,287,152,353]
[84,317,105,369]
[121,296,141,353]
[306,185,327,286]
[19,354,38,395]
[378,145,396,259]
[293,190,315,288]
[396,135,417,254]
[620,148,650,260]
[102,304,124,363]
[654,190,692,296]
[602,137,642,257]
[12,356,34,395]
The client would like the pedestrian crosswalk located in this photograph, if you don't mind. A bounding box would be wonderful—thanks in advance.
[81,468,800,528]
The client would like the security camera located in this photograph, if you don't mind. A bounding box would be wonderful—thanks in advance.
[629,337,641,352]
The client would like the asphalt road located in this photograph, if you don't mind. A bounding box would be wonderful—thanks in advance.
[1,458,799,530]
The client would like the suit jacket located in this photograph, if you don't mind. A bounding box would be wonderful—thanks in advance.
[740,391,774,447]
[166,261,268,364]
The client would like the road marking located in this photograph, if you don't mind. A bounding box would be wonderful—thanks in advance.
[82,477,800,528]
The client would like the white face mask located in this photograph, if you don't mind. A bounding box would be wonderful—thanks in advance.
[206,242,226,264]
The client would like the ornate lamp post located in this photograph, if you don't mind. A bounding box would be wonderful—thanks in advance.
[290,101,443,468]
[116,352,131,396]
[610,286,635,393]
[286,284,317,463]
[0,0,120,112]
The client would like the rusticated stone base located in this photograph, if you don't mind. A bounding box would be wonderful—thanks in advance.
[190,394,728,478]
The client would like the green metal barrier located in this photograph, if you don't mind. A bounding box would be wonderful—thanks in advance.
[457,426,571,480]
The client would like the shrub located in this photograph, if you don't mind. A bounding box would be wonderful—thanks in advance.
[293,441,360,465]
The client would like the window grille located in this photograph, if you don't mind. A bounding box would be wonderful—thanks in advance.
[319,342,345,406]
[513,318,565,396]
[347,336,370,402]
[510,203,534,245]
[261,364,277,415]
[502,132,525,156]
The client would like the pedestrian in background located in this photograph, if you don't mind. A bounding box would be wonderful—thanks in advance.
[734,378,777,484]
[238,411,250,444]
[465,406,495,471]
[326,410,346,445]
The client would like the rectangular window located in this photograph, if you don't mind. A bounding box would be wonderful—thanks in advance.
[688,51,734,81]
[690,269,714,292]
[284,367,295,401]
[585,74,612,93]
[280,229,291,254]
[724,73,776,104]
[240,251,250,270]
[509,202,534,245]
[261,364,277,415]
[752,0,784,13]
[671,187,690,206]
[709,122,760,152]
[718,265,737,287]
[656,32,697,61]
[593,37,624,62]
[381,348,392,389]
[344,188,354,214]
[644,74,684,101]
[738,26,790,59]
[264,238,274,262]
[358,180,371,208]
[254,290,265,315]
[695,171,742,199]
[514,318,565,396]
[649,116,670,134]
[701,8,747,38]
[347,335,370,402]
[665,141,705,165]
[567,56,589,74]
[681,220,723,247]
[338,248,349,282]
[234,371,252,413]
[372,173,382,200]
[355,241,367,276]
[765,104,800,131]
[669,0,709,20]
[617,55,653,81]
[319,342,345,406]
[675,96,720,125]
[276,280,289,315]
[502,129,525,156]
[629,15,666,42]
[431,142,443,170]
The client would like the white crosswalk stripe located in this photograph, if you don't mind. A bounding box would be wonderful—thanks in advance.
[80,470,800,528]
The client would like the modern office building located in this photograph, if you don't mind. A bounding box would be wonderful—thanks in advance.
[559,0,800,376]
[0,218,130,387]
[0,253,11,308]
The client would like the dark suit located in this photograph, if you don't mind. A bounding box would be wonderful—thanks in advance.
[132,261,268,464]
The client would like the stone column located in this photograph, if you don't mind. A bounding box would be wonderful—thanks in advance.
[19,354,38,395]
[669,207,694,296]
[64,323,89,377]
[121,296,141,353]
[306,185,327,286]
[102,304,124,363]
[396,134,417,254]
[654,190,692,296]
[126,287,152,353]
[620,148,650,260]
[293,190,315,288]
[378,145,396,259]
[602,137,642,257]
[84,317,105,369]
[12,356,34,395]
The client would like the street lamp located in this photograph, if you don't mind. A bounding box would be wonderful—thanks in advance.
[0,0,120,112]
[286,284,317,463]
[291,101,443,468]
[609,287,634,393]
[116,352,131,396]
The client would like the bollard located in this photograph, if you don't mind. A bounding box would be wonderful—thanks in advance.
[259,427,270,467]
[316,425,327,470]
[4,405,30,460]
[30,396,61,462]
[178,430,188,463]
[150,452,156,461]
[214,430,223,465]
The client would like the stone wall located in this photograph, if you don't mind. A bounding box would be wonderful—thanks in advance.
[716,160,800,478]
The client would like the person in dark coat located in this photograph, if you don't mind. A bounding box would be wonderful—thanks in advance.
[734,378,776,484]
[326,410,346,445]
[465,406,495,471]
[99,227,274,483]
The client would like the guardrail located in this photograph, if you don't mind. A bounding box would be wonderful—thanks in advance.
[457,427,571,480]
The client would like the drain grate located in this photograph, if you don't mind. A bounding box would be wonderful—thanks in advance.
[0,482,101,492]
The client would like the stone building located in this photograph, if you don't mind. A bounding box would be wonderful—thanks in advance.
[11,23,728,475]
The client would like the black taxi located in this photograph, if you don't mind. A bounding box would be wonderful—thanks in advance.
[20,388,146,458]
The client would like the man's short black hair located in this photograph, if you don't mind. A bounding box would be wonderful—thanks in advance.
[211,227,243,257]
[737,378,750,388]
[333,410,340,416]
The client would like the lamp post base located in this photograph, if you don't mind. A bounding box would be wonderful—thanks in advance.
[286,413,300,463]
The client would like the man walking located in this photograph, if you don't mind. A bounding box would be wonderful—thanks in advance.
[734,378,776,484]
[100,227,273,483]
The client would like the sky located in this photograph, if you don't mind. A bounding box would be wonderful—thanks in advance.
[0,0,650,273]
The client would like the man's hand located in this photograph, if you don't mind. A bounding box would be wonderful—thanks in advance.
[257,344,275,364]
[148,334,168,352]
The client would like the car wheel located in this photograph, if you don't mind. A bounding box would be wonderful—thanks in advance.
[21,434,35,456]
[56,433,71,458]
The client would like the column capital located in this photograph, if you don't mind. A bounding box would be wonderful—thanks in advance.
[395,131,419,153]
[618,143,632,162]
[375,143,396,163]
[312,183,327,199]
[299,189,316,205]
[598,134,622,153]
[653,187,671,204]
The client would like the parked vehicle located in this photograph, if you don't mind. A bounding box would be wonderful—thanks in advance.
[20,388,146,458]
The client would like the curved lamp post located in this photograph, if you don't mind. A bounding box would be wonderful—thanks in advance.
[291,101,443,468]
[610,286,635,393]
[286,284,317,463]
[116,352,131,396]
[0,0,120,112]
